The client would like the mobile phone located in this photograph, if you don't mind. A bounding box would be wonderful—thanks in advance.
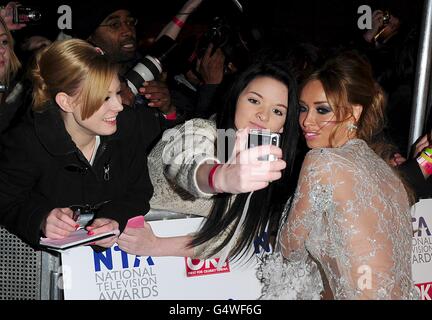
[247,129,281,161]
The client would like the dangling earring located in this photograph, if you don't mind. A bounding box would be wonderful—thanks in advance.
[347,123,358,134]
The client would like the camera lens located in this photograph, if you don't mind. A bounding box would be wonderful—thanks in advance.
[124,35,176,96]
[125,55,162,95]
[383,11,390,25]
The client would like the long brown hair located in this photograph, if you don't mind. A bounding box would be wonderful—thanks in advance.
[303,50,415,204]
[304,51,387,148]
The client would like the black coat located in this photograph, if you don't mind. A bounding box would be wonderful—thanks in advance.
[0,102,160,247]
[0,78,32,135]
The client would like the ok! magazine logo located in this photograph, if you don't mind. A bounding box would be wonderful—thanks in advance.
[185,258,230,277]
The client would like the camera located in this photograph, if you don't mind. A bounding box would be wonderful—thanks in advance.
[247,129,280,161]
[194,16,260,73]
[125,35,177,95]
[373,10,400,45]
[382,11,391,26]
[196,17,233,58]
[0,84,8,93]
[13,5,42,24]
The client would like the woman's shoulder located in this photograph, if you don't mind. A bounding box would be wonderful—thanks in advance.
[149,118,217,160]
[303,145,345,164]
[305,139,367,161]
[302,140,368,175]
[170,118,216,134]
[0,114,40,158]
[1,114,36,143]
[157,118,217,147]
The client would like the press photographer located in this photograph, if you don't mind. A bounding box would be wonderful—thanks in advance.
[67,0,178,132]
[165,11,262,119]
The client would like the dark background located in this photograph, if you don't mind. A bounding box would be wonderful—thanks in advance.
[5,0,427,154]
[12,0,425,48]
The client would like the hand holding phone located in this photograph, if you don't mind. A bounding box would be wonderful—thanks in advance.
[247,129,281,161]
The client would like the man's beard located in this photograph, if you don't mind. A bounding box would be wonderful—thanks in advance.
[102,36,136,64]
[113,51,136,63]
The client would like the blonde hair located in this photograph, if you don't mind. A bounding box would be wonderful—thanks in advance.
[31,39,118,119]
[0,16,21,85]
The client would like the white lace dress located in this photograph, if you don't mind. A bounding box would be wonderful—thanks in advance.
[258,139,418,300]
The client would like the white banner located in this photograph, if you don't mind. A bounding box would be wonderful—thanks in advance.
[61,217,269,300]
[411,199,432,300]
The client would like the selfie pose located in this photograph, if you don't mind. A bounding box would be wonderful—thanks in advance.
[0,39,154,248]
[258,51,417,300]
[118,60,300,260]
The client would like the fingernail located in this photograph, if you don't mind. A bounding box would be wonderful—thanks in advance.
[88,231,94,236]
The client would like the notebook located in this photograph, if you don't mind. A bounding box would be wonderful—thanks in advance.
[39,215,145,250]
[39,229,119,250]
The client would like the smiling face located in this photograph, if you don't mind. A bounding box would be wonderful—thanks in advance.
[70,76,124,138]
[299,79,355,148]
[234,76,288,133]
[91,10,137,63]
[0,23,11,82]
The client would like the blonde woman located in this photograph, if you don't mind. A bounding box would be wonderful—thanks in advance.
[0,16,20,87]
[0,15,23,133]
[0,39,154,248]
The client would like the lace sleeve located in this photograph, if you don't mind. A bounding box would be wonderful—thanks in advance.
[279,151,324,263]
[258,199,324,300]
[257,152,329,300]
[280,147,415,299]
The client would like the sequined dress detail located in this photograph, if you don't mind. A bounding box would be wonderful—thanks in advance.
[258,139,417,300]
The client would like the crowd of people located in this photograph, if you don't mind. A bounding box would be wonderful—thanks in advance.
[0,0,428,300]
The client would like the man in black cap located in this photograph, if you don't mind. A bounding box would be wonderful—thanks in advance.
[69,1,175,125]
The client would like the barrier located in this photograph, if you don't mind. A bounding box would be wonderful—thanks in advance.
[2,202,431,300]
[0,226,61,300]
[411,199,432,300]
[61,216,266,300]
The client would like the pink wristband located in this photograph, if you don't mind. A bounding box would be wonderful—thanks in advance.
[164,111,177,120]
[172,16,185,28]
[208,164,222,192]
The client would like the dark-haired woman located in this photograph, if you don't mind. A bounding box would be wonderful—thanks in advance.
[118,60,300,261]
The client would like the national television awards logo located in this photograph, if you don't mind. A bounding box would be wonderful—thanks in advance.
[93,245,158,299]
[412,214,432,300]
